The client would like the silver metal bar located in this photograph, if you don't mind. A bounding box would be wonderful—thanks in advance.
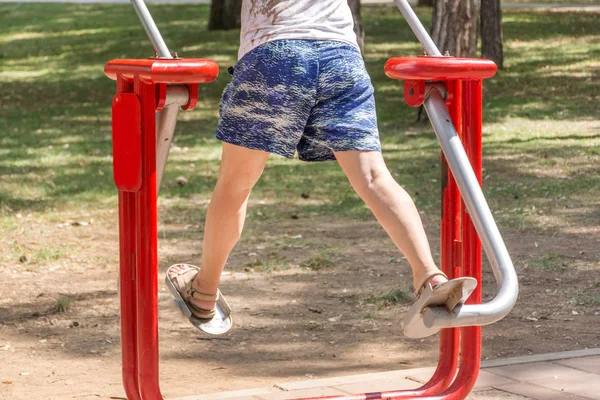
[422,90,519,328]
[393,0,442,56]
[156,86,190,195]
[128,1,179,192]
[128,2,187,195]
[393,0,519,328]
[130,0,171,58]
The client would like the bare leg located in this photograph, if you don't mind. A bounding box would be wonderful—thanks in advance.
[334,150,446,290]
[168,143,270,310]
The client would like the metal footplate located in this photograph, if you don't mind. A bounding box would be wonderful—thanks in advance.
[165,275,233,335]
[402,278,477,338]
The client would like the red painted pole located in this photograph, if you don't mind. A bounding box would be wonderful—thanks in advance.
[135,79,164,400]
[119,190,143,400]
[116,76,143,400]
[458,79,484,395]
[429,78,463,395]
[432,79,484,400]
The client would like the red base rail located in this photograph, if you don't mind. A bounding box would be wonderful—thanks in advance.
[107,56,495,400]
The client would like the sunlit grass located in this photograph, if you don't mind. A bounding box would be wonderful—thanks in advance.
[0,4,598,241]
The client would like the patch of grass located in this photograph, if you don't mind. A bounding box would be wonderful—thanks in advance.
[574,294,600,307]
[303,321,325,331]
[300,250,337,271]
[245,258,289,273]
[34,247,67,263]
[528,252,571,271]
[370,288,412,307]
[0,4,598,273]
[54,296,72,313]
[504,0,598,4]
[340,293,360,304]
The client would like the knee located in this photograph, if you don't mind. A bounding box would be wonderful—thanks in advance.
[352,167,392,198]
[216,165,262,198]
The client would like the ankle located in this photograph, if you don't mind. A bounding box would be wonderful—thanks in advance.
[413,265,444,288]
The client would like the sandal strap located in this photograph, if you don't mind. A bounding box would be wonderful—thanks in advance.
[188,302,216,319]
[167,264,219,320]
[415,271,448,295]
[191,291,218,302]
[175,269,198,289]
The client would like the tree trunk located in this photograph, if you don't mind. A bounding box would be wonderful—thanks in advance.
[481,0,504,69]
[209,0,243,31]
[431,0,480,57]
[209,0,363,45]
[347,0,364,53]
[417,0,480,121]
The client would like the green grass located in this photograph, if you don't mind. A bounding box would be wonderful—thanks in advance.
[246,258,289,273]
[300,250,337,270]
[34,247,68,262]
[0,4,598,247]
[504,0,599,4]
[53,295,72,313]
[574,294,600,306]
[528,252,572,271]
[370,288,413,307]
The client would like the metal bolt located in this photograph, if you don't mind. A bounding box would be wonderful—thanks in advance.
[444,51,450,57]
[172,51,179,58]
[409,88,415,96]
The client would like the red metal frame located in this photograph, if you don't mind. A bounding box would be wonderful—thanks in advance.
[107,56,495,400]
[106,58,219,400]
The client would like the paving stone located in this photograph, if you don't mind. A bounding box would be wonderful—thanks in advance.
[494,382,591,400]
[172,352,600,400]
[333,377,421,394]
[406,368,514,391]
[471,371,516,391]
[487,361,589,382]
[481,349,600,369]
[276,368,432,391]
[175,397,261,400]
[173,387,275,400]
[255,387,347,400]
[530,373,600,399]
[555,356,600,374]
[401,367,437,384]
[466,388,529,399]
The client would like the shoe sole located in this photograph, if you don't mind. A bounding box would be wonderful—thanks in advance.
[165,265,233,335]
[402,277,477,338]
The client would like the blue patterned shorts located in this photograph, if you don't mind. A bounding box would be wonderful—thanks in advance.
[215,40,381,162]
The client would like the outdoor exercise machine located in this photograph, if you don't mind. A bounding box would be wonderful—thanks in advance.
[105,0,519,399]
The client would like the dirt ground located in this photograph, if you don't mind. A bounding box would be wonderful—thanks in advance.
[1,198,599,400]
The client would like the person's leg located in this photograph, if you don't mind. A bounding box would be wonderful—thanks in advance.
[168,143,270,310]
[168,40,318,317]
[334,150,446,290]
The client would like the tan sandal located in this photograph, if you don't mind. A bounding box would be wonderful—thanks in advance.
[402,272,477,338]
[166,264,217,319]
[414,271,476,312]
[165,264,232,335]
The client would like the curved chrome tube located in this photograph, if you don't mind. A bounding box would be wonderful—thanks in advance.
[394,0,519,329]
[423,90,518,329]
